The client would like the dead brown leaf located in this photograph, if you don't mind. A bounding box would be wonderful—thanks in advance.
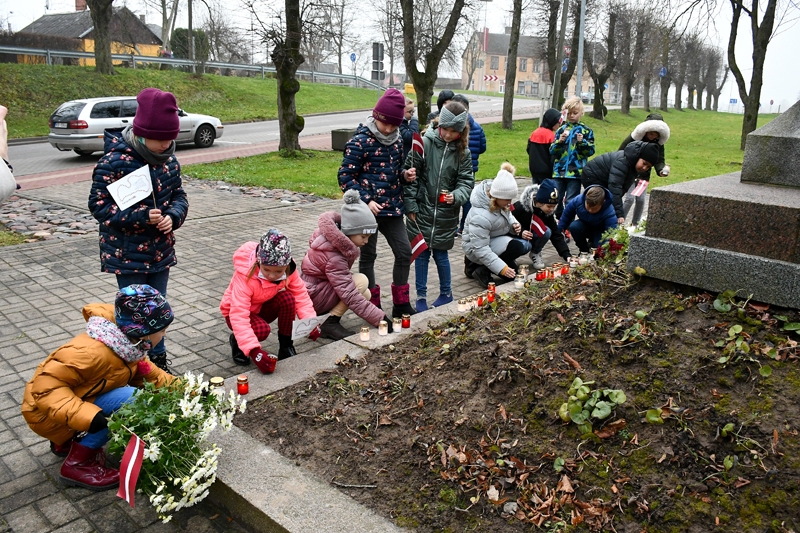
[563,352,582,370]
[379,414,393,426]
[595,419,627,439]
[557,474,574,493]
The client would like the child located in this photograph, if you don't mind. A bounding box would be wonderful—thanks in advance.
[580,140,660,225]
[0,105,17,204]
[557,185,618,254]
[220,229,320,373]
[338,88,418,318]
[618,113,671,225]
[21,284,174,490]
[527,108,562,184]
[450,94,486,236]
[88,88,189,374]
[399,97,419,161]
[462,163,527,289]
[550,96,596,220]
[404,101,475,311]
[512,179,572,270]
[301,190,393,340]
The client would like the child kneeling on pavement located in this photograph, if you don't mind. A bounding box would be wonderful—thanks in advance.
[21,285,175,491]
[462,162,528,288]
[301,190,393,340]
[557,184,618,254]
[220,229,320,373]
[512,179,573,270]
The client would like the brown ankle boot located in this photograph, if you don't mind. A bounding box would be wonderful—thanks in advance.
[319,315,355,340]
[60,441,119,491]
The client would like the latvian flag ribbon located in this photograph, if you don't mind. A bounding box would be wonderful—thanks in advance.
[410,230,428,263]
[411,132,424,157]
[117,433,145,508]
[530,215,548,238]
[631,180,649,197]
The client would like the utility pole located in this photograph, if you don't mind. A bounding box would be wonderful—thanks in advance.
[575,0,586,97]
[188,0,195,73]
[551,0,570,108]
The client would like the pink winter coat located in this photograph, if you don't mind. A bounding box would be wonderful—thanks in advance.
[220,241,316,355]
[300,211,384,327]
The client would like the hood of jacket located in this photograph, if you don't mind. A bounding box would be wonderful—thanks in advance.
[469,180,492,210]
[309,211,361,263]
[519,184,537,212]
[631,120,670,145]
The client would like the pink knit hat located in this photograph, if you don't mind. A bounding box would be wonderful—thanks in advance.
[133,88,180,140]
[372,88,405,126]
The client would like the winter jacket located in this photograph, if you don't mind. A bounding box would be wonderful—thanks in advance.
[89,130,189,274]
[618,119,670,177]
[462,180,518,275]
[557,184,618,234]
[399,116,420,161]
[512,185,571,260]
[466,115,487,174]
[219,242,316,355]
[550,121,596,179]
[581,140,652,219]
[300,212,385,327]
[338,123,410,217]
[404,124,474,250]
[527,109,561,183]
[21,303,173,446]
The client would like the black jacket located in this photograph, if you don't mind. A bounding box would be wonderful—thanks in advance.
[581,141,650,219]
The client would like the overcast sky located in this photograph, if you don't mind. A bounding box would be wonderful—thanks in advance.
[3,0,797,110]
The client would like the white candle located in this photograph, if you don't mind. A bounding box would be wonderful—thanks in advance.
[378,321,388,335]
[360,327,370,341]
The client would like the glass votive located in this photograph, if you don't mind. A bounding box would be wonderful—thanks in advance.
[552,263,562,277]
[569,257,579,269]
[487,281,496,294]
[518,264,529,277]
[535,269,547,281]
[401,314,411,328]
[438,189,449,203]
[210,376,225,400]
[237,374,249,395]
[392,317,402,331]
[561,264,570,276]
[589,249,597,262]
[477,293,484,306]
[487,291,495,303]
[378,320,388,336]
[360,326,370,341]
[578,252,589,265]
[514,275,525,289]
[458,299,468,312]
[468,296,476,309]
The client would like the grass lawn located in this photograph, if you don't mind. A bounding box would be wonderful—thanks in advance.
[185,108,777,197]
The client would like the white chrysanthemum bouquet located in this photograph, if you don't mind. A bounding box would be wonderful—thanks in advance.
[108,372,246,522]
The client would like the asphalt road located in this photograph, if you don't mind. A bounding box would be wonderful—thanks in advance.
[8,94,544,177]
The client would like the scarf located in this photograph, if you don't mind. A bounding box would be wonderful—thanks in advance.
[86,316,148,363]
[365,116,400,146]
[122,125,176,166]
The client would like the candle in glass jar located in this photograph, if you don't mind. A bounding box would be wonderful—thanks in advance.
[360,326,370,341]
[458,299,467,312]
[487,281,496,294]
[468,297,476,309]
[401,314,411,328]
[393,317,402,331]
[438,189,449,203]
[578,253,589,266]
[210,376,225,400]
[518,264,529,278]
[477,294,484,306]
[535,269,547,281]
[378,320,388,335]
[561,264,570,276]
[237,374,249,395]
[487,291,495,303]
[569,257,579,269]
[514,275,525,288]
[552,263,562,277]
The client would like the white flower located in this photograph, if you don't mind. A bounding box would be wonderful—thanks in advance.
[238,399,247,414]
[161,515,173,524]
[168,413,176,423]
[144,440,161,462]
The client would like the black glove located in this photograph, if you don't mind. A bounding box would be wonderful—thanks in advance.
[384,315,394,334]
[89,412,108,434]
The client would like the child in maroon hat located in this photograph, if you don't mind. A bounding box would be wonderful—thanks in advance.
[89,88,189,374]
[337,88,419,318]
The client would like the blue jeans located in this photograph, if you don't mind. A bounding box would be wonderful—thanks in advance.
[116,270,170,355]
[569,220,603,253]
[554,179,582,219]
[79,386,136,449]
[414,248,451,299]
[530,227,552,255]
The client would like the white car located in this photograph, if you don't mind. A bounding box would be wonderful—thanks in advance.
[48,96,224,156]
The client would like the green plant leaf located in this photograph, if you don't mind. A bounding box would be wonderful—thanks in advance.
[729,325,743,336]
[723,455,734,471]
[775,315,788,321]
[715,340,725,347]
[721,423,734,437]
[634,310,647,320]
[720,289,737,300]
[645,409,664,424]
[718,356,729,363]
[782,322,800,331]
[714,299,731,312]
[605,390,627,404]
[554,457,565,472]
[591,401,612,419]
[760,365,772,377]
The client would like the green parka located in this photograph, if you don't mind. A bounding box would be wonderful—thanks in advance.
[403,125,474,250]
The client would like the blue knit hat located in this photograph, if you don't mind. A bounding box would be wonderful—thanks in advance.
[115,284,173,338]
[256,229,292,266]
[535,179,560,205]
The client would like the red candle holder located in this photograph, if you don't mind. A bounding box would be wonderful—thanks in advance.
[438,189,449,203]
[477,294,484,306]
[487,282,496,294]
[560,264,570,276]
[401,314,411,328]
[487,291,495,303]
[237,375,249,395]
[535,269,547,281]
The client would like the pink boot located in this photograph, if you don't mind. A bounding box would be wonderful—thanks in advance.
[369,285,382,309]
[391,283,417,318]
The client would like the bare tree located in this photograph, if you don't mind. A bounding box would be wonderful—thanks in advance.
[683,34,702,110]
[373,0,403,85]
[462,31,483,90]
[324,0,359,74]
[142,0,181,53]
[536,0,585,105]
[671,36,687,110]
[585,9,616,119]
[198,0,250,63]
[704,48,728,111]
[86,0,115,74]
[502,0,523,129]
[615,6,648,114]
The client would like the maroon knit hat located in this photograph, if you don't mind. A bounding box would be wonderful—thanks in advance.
[372,88,405,126]
[133,88,180,140]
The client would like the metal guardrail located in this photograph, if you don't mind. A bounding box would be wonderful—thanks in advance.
[0,45,383,90]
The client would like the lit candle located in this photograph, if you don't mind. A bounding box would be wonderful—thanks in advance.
[401,314,411,328]
[458,299,467,312]
[578,253,588,266]
[535,269,547,281]
[561,264,570,276]
[569,257,579,269]
[477,294,484,306]
[487,291,495,303]
[360,326,370,341]
[552,263,562,278]
[514,275,525,289]
[487,282,496,295]
[378,320,388,335]
[439,189,449,203]
[237,375,249,395]
[392,317,402,332]
[468,297,476,309]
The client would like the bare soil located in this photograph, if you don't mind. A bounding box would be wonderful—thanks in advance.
[236,256,800,533]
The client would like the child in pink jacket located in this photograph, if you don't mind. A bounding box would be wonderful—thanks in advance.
[301,190,392,340]
[220,229,319,373]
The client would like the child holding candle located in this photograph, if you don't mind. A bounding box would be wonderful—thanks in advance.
[220,229,321,374]
[557,185,618,254]
[404,100,475,311]
[300,190,393,341]
[512,179,573,270]
[550,97,596,221]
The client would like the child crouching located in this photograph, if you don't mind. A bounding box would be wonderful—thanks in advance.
[512,179,573,269]
[557,185,618,254]
[301,190,393,340]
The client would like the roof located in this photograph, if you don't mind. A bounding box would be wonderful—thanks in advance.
[19,7,161,45]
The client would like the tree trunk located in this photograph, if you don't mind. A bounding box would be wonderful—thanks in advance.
[686,83,695,110]
[86,0,115,74]
[272,0,305,153]
[643,76,651,112]
[502,0,523,129]
[674,78,683,111]
[586,12,616,120]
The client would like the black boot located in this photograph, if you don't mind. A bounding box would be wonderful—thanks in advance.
[319,315,355,341]
[148,352,173,374]
[464,255,477,278]
[230,334,250,366]
[472,266,492,289]
[278,334,297,361]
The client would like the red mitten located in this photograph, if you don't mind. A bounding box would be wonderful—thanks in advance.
[308,325,322,341]
[250,348,277,374]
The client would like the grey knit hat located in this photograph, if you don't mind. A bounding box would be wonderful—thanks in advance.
[438,106,468,131]
[256,228,292,266]
[489,162,518,200]
[340,190,377,236]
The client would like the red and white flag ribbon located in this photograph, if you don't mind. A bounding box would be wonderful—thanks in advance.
[410,231,428,263]
[117,433,145,508]
[411,132,424,156]
[631,180,649,197]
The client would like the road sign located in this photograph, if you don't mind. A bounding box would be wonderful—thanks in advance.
[658,66,667,78]
[604,83,608,90]
[730,98,738,104]
[483,75,498,81]
[561,58,569,73]
[350,53,356,62]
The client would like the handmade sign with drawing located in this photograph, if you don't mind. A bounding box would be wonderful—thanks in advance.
[107,166,154,211]
[292,316,320,340]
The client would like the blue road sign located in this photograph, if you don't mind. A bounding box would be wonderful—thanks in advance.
[604,83,608,90]
[730,98,738,104]
[350,53,356,62]
[658,67,667,78]
[561,58,569,73]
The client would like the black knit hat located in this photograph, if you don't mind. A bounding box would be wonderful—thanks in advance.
[639,143,660,165]
[437,90,455,111]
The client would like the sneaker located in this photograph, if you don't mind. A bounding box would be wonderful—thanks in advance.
[431,294,453,307]
[416,299,429,312]
[529,251,545,270]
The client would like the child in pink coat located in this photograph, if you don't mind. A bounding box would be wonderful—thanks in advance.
[220,229,319,373]
[301,190,392,340]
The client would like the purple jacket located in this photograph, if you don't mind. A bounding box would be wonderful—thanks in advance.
[300,211,385,327]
